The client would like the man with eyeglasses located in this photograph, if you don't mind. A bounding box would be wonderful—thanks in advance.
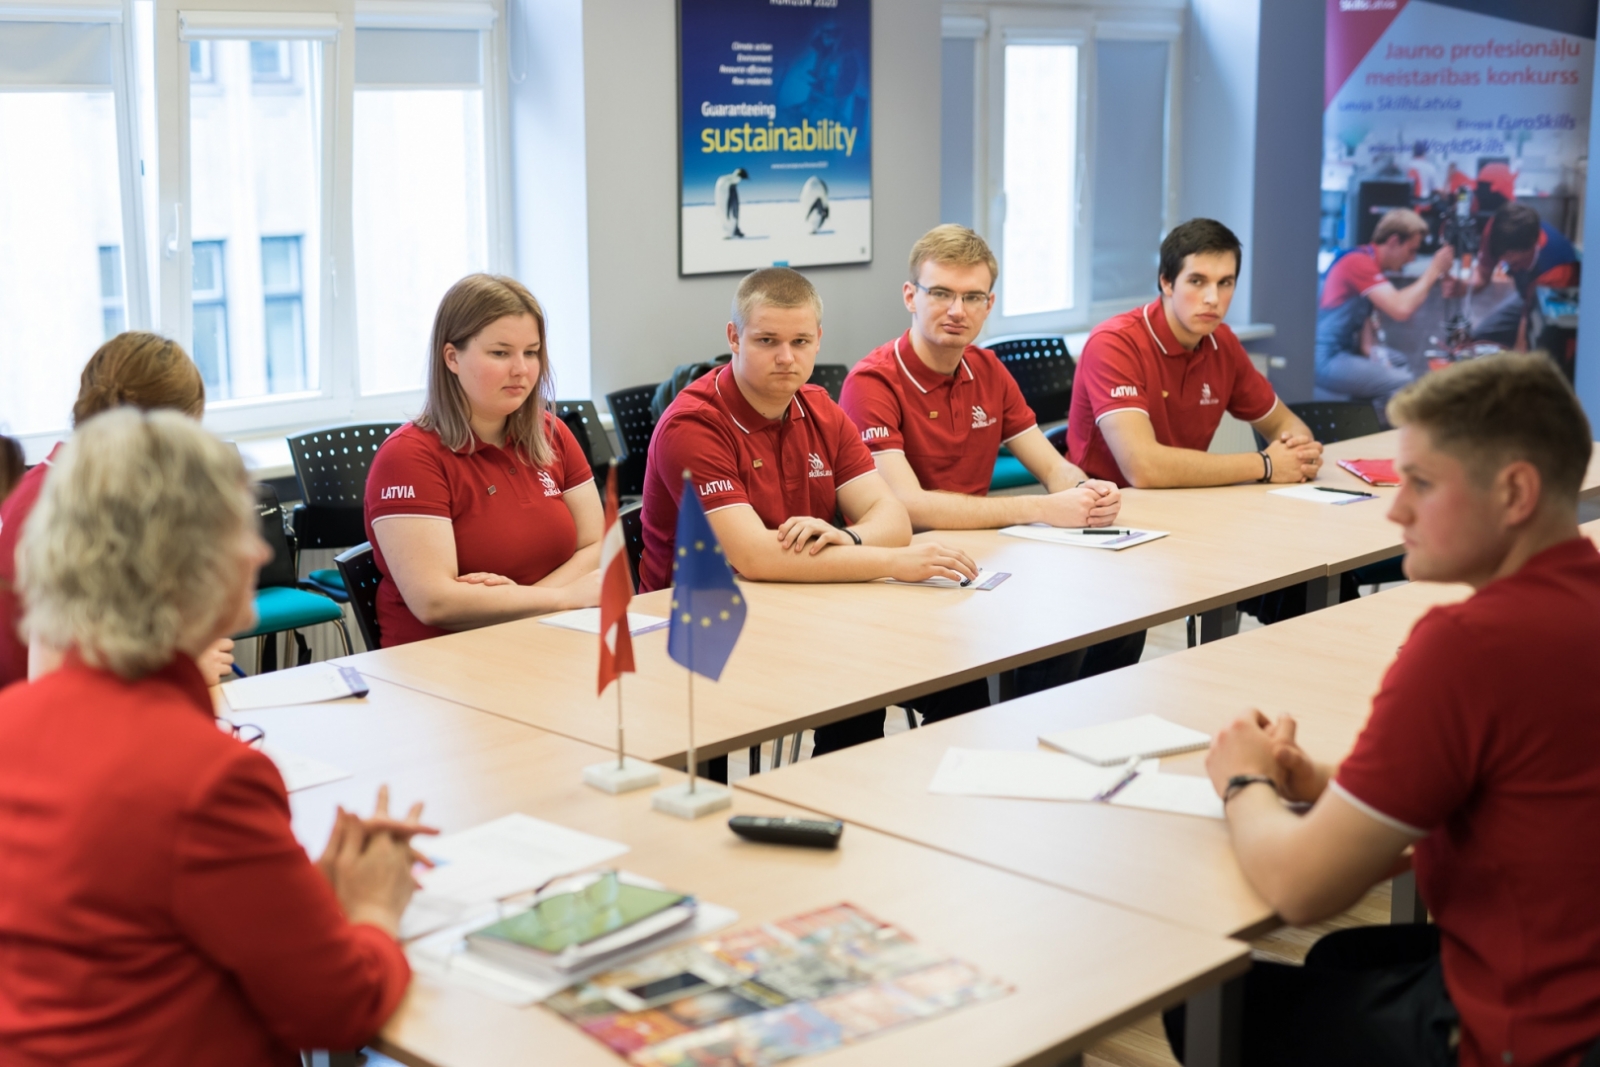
[1069,218,1322,489]
[812,225,1140,756]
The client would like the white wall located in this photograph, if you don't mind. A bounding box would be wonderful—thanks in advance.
[1178,0,1259,326]
[579,0,942,405]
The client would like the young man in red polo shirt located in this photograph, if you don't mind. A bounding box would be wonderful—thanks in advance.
[639,267,977,594]
[815,226,1141,754]
[1180,354,1600,1067]
[1070,218,1323,488]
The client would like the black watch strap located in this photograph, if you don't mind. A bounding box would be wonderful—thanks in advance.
[1223,775,1278,804]
[1257,450,1273,483]
[842,527,862,546]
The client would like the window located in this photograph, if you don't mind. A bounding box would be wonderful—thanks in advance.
[0,11,144,446]
[6,1,510,454]
[942,6,1180,335]
[191,240,229,391]
[352,22,493,396]
[100,245,127,338]
[261,236,306,392]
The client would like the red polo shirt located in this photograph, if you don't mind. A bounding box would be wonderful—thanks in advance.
[1067,300,1279,486]
[0,655,409,1065]
[638,366,876,592]
[364,415,594,647]
[839,331,1036,496]
[1335,538,1600,1067]
[0,442,60,692]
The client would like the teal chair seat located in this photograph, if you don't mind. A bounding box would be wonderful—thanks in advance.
[237,586,347,640]
[304,567,347,600]
[990,452,1038,491]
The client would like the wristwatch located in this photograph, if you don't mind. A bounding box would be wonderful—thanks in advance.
[1257,450,1273,483]
[1223,774,1278,804]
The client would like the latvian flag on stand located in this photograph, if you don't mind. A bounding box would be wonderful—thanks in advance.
[597,465,635,694]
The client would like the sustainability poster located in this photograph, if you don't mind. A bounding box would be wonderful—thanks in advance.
[679,0,871,276]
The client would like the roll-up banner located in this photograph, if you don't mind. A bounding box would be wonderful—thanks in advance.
[678,0,871,276]
[1322,1,1595,367]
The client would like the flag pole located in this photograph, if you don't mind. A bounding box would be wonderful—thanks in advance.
[616,674,625,771]
[686,558,697,795]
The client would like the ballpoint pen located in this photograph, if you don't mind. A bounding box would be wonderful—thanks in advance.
[1314,486,1377,499]
[1093,755,1143,802]
[1081,528,1131,535]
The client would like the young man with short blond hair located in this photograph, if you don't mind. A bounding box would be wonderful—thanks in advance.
[1184,354,1600,1067]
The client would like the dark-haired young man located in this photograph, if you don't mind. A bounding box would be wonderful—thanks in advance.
[1464,202,1580,351]
[1183,354,1600,1067]
[1069,218,1322,488]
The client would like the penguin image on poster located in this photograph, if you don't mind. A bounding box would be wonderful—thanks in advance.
[801,176,830,234]
[714,168,750,238]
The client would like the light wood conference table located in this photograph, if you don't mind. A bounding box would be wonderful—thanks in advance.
[221,679,1250,1067]
[735,572,1491,941]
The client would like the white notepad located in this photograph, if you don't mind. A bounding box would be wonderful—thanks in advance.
[1038,714,1211,766]
[1268,485,1377,505]
[882,567,1010,590]
[999,524,1168,550]
[220,663,369,711]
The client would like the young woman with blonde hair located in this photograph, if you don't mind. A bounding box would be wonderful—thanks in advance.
[364,274,602,646]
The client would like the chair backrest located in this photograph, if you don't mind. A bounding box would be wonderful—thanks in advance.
[619,501,645,593]
[335,542,382,650]
[552,398,616,470]
[1287,401,1383,445]
[254,483,299,590]
[986,336,1076,424]
[605,384,661,460]
[288,423,401,508]
[809,363,847,402]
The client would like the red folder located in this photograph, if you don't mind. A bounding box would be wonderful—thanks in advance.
[1337,459,1398,487]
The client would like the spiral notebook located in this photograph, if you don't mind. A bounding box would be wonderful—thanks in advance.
[1336,459,1399,486]
[1038,714,1211,766]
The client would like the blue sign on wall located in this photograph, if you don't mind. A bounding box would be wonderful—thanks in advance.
[679,0,872,276]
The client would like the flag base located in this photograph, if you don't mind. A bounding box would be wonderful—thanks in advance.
[651,781,732,819]
[583,757,661,794]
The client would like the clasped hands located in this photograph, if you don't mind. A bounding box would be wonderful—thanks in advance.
[316,785,439,937]
[1205,709,1330,805]
[1263,432,1323,483]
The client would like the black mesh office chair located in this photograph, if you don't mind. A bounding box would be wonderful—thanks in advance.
[606,384,660,495]
[987,335,1076,423]
[288,423,399,600]
[553,398,616,491]
[1286,402,1382,446]
[335,542,383,652]
[809,363,848,402]
[240,484,352,671]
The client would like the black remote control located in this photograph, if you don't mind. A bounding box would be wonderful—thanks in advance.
[728,815,844,849]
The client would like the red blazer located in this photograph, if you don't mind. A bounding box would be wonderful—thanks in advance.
[0,657,409,1065]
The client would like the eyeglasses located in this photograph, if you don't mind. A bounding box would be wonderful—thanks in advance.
[523,869,621,935]
[913,281,993,311]
[220,720,266,748]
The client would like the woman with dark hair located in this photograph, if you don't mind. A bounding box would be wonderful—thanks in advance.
[364,274,601,646]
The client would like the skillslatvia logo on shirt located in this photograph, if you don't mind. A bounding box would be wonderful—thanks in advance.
[970,405,997,429]
[807,453,832,478]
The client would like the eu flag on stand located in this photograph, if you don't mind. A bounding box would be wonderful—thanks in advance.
[667,472,746,681]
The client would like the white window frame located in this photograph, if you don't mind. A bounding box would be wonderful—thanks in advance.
[148,0,508,441]
[944,1,1183,339]
[0,0,151,461]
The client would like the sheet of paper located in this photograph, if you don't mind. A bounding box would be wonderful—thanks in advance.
[402,813,629,940]
[220,662,367,711]
[882,567,1010,591]
[1109,772,1225,820]
[260,744,353,793]
[998,525,1168,550]
[408,900,740,1007]
[927,748,1157,801]
[1268,484,1378,505]
[539,608,670,636]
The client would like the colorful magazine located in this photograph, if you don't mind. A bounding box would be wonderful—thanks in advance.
[545,903,1011,1066]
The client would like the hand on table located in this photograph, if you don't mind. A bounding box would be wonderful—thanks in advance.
[555,568,602,610]
[886,542,979,584]
[1205,710,1282,798]
[196,638,236,686]
[776,515,855,555]
[1263,713,1331,804]
[1040,481,1121,528]
[1265,434,1323,483]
